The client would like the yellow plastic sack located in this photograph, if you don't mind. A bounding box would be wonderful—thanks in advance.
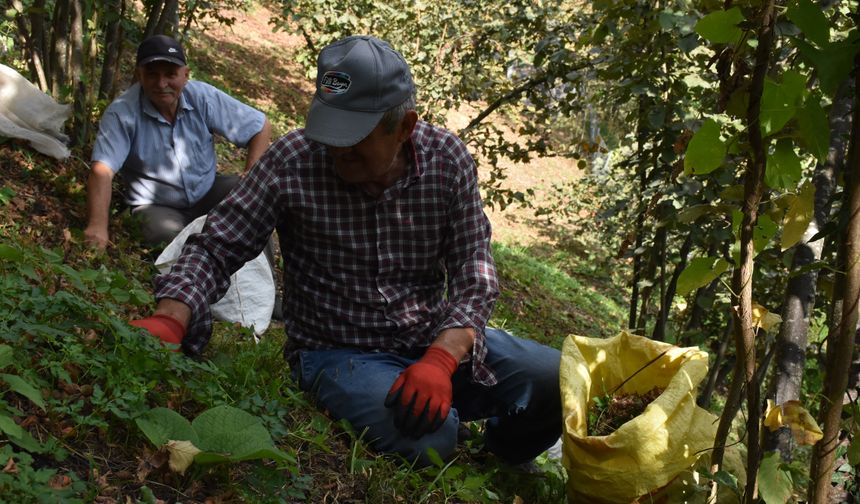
[560,331,719,504]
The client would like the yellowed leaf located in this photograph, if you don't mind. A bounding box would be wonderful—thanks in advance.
[2,457,17,474]
[165,440,201,475]
[752,303,782,332]
[764,399,783,431]
[781,181,815,251]
[762,400,823,445]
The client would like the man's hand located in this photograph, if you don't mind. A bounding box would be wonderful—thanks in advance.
[130,314,186,347]
[384,346,458,438]
[83,224,110,250]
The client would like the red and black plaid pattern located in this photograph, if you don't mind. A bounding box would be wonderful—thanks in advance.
[155,121,500,385]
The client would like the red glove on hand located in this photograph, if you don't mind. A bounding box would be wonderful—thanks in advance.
[130,314,185,348]
[384,346,458,438]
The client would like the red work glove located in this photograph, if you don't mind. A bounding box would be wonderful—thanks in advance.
[130,314,185,348]
[384,346,458,438]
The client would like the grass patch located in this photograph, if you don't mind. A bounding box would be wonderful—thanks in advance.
[490,242,628,349]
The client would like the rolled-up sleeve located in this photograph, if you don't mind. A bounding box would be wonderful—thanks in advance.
[154,143,280,353]
[436,150,500,386]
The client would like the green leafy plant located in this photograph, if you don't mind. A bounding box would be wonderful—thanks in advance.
[135,405,296,474]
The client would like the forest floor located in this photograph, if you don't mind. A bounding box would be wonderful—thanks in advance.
[0,4,633,503]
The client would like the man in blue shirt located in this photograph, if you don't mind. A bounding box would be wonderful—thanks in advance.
[84,35,272,249]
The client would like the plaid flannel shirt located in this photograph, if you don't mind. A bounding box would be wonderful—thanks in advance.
[154,121,500,385]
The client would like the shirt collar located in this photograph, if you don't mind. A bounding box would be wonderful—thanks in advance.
[139,84,194,123]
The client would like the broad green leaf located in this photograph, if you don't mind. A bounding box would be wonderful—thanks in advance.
[796,96,830,163]
[0,373,46,410]
[794,37,860,97]
[711,470,740,495]
[0,244,22,262]
[192,405,290,463]
[695,8,744,44]
[754,215,779,254]
[719,185,745,201]
[166,440,202,475]
[781,181,815,251]
[732,213,779,264]
[0,345,12,369]
[757,452,793,504]
[677,204,731,224]
[848,436,860,466]
[135,407,198,447]
[0,413,24,438]
[760,71,806,137]
[786,0,830,46]
[677,257,731,296]
[765,140,802,190]
[684,119,726,175]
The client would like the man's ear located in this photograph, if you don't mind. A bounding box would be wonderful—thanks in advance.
[396,110,418,143]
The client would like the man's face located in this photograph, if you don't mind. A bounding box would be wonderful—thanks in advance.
[327,111,418,193]
[137,61,190,113]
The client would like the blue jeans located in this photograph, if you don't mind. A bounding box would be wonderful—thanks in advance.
[292,328,561,467]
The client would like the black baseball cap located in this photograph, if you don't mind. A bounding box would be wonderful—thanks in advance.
[136,35,186,67]
[305,36,415,147]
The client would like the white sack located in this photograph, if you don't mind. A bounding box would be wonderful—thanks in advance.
[0,64,71,159]
[156,216,275,338]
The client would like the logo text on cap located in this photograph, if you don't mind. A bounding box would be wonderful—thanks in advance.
[321,71,351,94]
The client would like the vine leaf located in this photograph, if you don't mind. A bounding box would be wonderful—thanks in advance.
[786,0,830,47]
[684,119,726,175]
[677,256,730,295]
[796,95,830,163]
[757,451,793,504]
[695,7,744,45]
[765,139,801,190]
[760,71,806,137]
[793,36,860,97]
[781,181,815,251]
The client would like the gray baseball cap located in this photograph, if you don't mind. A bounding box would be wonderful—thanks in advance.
[305,36,415,147]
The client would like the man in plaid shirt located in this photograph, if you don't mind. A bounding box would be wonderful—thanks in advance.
[132,35,561,467]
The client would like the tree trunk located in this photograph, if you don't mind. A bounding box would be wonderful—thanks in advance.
[709,4,777,503]
[809,55,860,504]
[653,224,667,341]
[629,98,649,330]
[654,230,692,342]
[69,0,85,144]
[98,0,124,100]
[26,0,50,91]
[49,0,70,98]
[143,0,164,38]
[699,318,733,408]
[764,73,850,461]
[154,0,179,36]
[636,246,658,335]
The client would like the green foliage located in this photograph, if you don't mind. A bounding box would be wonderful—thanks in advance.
[491,242,627,344]
[677,257,731,296]
[0,445,88,503]
[274,0,593,208]
[695,8,744,45]
[757,451,794,504]
[136,405,294,467]
[684,119,726,175]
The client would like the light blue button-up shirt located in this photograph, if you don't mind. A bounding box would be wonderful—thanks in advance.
[91,80,265,208]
